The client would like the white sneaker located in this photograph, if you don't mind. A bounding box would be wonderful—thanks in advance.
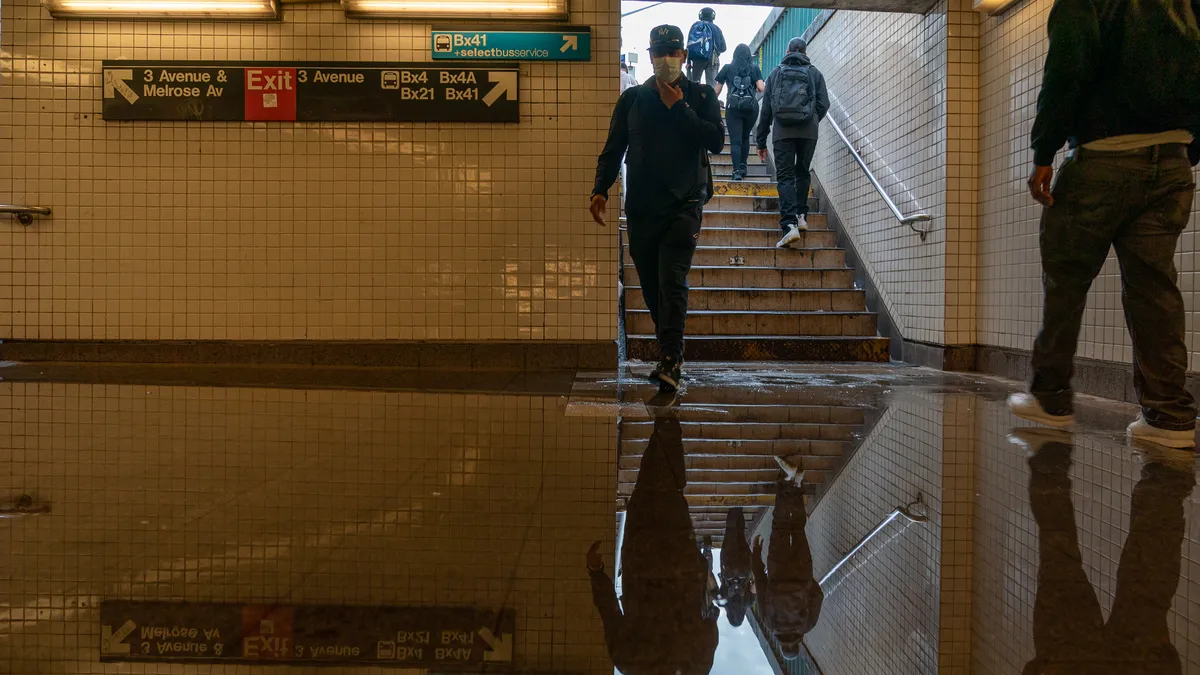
[1127,414,1196,449]
[1007,427,1073,457]
[776,225,802,249]
[774,455,805,486]
[1007,392,1074,428]
[796,214,809,232]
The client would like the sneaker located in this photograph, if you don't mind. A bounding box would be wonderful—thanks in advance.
[1128,414,1196,449]
[652,355,684,392]
[1007,427,1073,457]
[774,455,805,486]
[1007,392,1074,428]
[732,170,744,181]
[796,214,809,232]
[776,224,802,249]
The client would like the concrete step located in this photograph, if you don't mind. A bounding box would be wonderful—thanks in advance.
[619,382,886,405]
[623,246,846,269]
[625,287,867,312]
[625,309,878,337]
[706,194,779,211]
[623,265,856,290]
[621,421,859,442]
[620,437,850,457]
[617,455,843,475]
[618,480,825,498]
[712,165,771,178]
[625,335,891,362]
[693,211,825,229]
[693,228,835,248]
[656,404,867,425]
[712,182,778,197]
[619,468,783,485]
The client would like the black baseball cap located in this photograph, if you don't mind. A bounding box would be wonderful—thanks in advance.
[649,24,684,52]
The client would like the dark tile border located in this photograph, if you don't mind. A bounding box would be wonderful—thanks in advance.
[0,340,618,371]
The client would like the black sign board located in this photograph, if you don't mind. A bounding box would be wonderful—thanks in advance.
[99,600,515,668]
[101,61,519,123]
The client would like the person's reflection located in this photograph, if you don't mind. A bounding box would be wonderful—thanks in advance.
[752,457,823,661]
[586,413,719,674]
[1014,428,1195,675]
[717,507,756,627]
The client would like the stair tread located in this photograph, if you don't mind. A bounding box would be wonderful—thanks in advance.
[626,309,874,316]
[624,264,849,271]
[627,334,886,341]
[625,286,862,292]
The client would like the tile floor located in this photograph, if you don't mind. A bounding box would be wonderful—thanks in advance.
[1,361,1197,674]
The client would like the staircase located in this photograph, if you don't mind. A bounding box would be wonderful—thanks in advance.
[620,145,890,362]
[616,384,870,546]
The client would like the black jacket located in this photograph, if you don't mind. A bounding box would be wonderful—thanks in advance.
[1031,0,1200,165]
[593,77,725,220]
[757,53,830,147]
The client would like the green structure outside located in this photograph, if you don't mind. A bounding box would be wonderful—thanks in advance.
[750,8,823,72]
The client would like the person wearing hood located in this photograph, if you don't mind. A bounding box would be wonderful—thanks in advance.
[715,44,766,181]
[716,507,756,628]
[752,456,823,662]
[756,38,829,250]
[586,412,720,674]
[591,24,725,391]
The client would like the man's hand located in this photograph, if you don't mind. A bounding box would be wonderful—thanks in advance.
[586,541,604,571]
[757,148,768,162]
[589,194,608,226]
[1029,165,1054,207]
[657,78,684,109]
[752,536,764,556]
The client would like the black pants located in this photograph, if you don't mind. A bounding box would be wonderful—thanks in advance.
[1025,439,1193,674]
[1031,146,1197,430]
[628,207,702,360]
[773,137,818,231]
[725,107,757,175]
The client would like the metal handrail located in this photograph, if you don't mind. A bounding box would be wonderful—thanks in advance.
[0,205,52,226]
[826,116,933,241]
[819,494,927,588]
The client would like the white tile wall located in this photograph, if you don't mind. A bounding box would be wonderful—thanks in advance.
[978,0,1200,367]
[0,384,616,673]
[0,0,620,342]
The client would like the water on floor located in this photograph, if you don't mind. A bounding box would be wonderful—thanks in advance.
[1,362,1197,674]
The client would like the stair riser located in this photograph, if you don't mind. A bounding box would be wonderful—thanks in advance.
[664,406,867,425]
[626,289,867,312]
[620,439,849,456]
[625,336,891,362]
[624,267,856,289]
[699,211,827,229]
[625,312,878,336]
[622,423,857,442]
[712,167,771,178]
[618,455,843,472]
[623,247,845,269]
[698,229,835,247]
[618,482,824,497]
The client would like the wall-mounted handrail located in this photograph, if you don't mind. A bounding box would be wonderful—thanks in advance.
[819,494,927,588]
[826,116,933,241]
[0,205,52,226]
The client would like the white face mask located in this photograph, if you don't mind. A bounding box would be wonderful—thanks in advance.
[651,56,683,83]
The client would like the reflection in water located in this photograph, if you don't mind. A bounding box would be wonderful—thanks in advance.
[1015,429,1195,675]
[717,507,755,628]
[589,413,719,674]
[754,465,824,662]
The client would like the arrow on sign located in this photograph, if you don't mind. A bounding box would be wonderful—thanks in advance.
[104,70,139,104]
[483,72,517,107]
[478,626,512,662]
[561,35,579,52]
[101,620,136,655]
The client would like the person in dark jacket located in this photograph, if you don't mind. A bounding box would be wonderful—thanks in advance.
[1011,428,1194,675]
[757,38,829,249]
[586,413,720,675]
[717,507,756,627]
[1007,0,1200,448]
[686,7,726,86]
[714,45,766,181]
[753,457,822,661]
[591,24,725,391]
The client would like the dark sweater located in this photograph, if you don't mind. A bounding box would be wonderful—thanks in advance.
[756,53,830,147]
[1031,0,1200,166]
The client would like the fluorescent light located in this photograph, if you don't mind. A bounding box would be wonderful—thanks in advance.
[974,0,1021,15]
[342,0,567,19]
[43,0,277,18]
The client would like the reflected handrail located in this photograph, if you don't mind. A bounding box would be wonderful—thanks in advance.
[825,114,933,241]
[818,494,927,588]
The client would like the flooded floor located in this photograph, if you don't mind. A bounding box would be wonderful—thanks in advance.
[1,361,1198,674]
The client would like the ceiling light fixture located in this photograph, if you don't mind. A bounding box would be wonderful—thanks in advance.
[974,0,1022,15]
[43,0,278,18]
[341,0,567,20]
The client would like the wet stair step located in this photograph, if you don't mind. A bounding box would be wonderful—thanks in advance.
[621,421,858,442]
[621,211,827,229]
[659,403,867,425]
[691,228,835,247]
[623,265,856,289]
[620,438,850,456]
[623,246,846,269]
[625,287,867,312]
[625,335,891,362]
[625,309,878,336]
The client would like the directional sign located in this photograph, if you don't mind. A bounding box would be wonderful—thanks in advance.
[101,61,520,123]
[431,29,591,61]
[99,601,516,667]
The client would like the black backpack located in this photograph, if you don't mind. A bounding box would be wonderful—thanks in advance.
[770,63,816,126]
[728,74,757,113]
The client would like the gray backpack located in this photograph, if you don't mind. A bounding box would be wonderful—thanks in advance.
[770,63,816,125]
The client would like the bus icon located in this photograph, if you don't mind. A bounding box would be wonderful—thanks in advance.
[381,71,399,89]
[434,34,452,53]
